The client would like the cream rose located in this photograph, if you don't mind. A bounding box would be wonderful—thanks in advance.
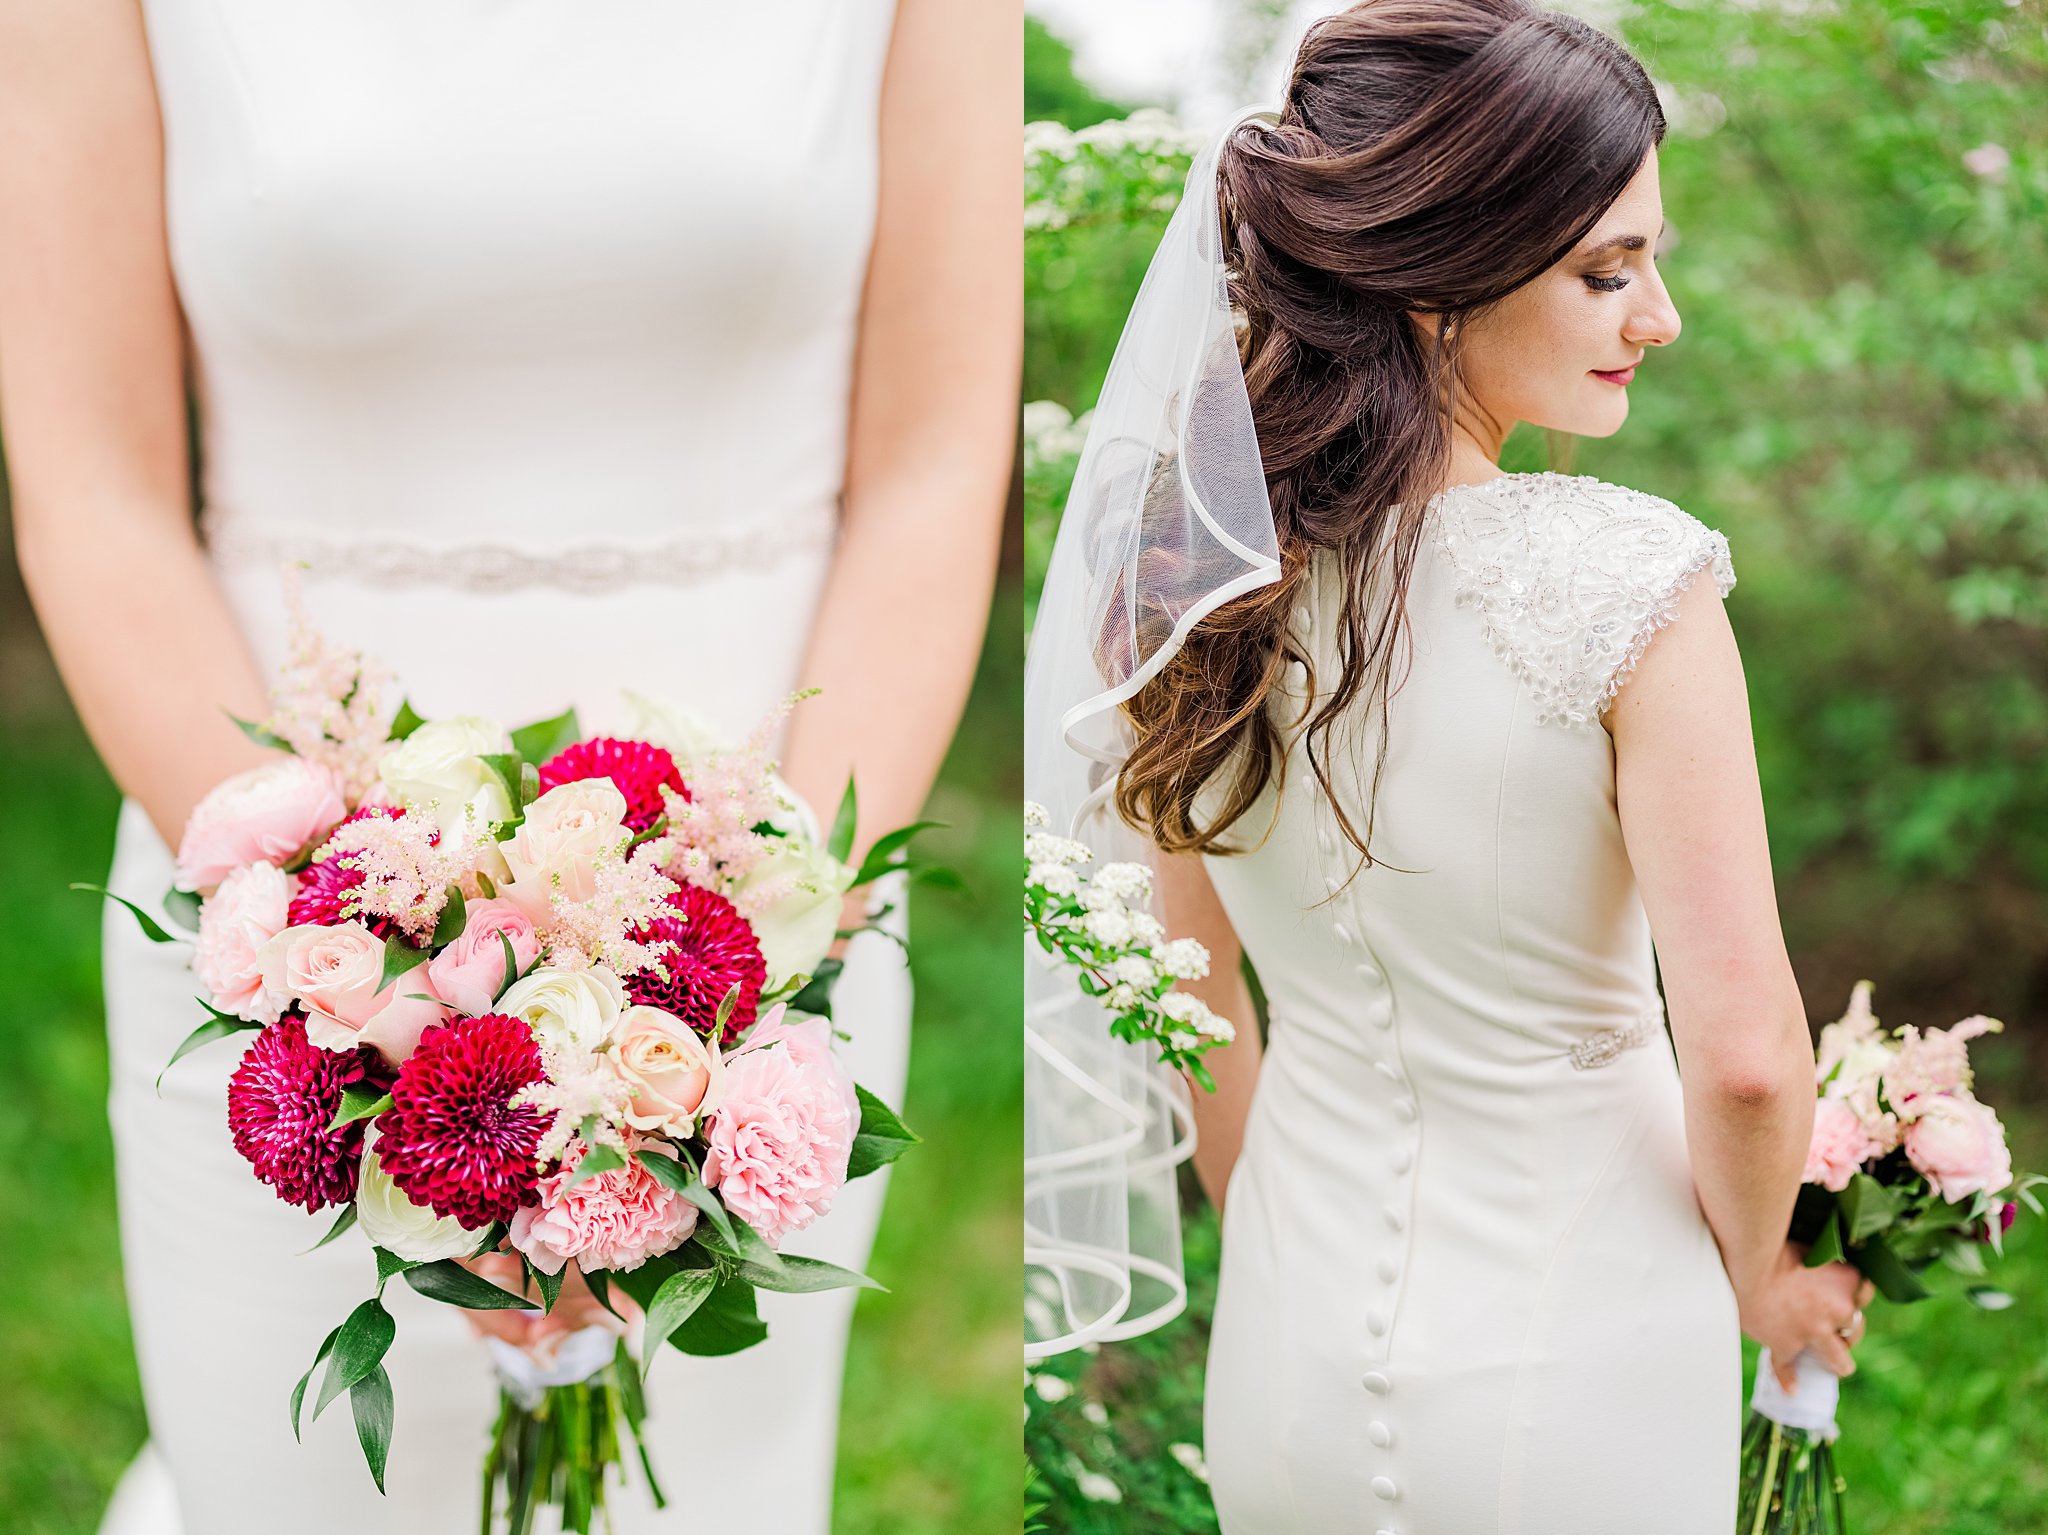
[497,964,627,1054]
[257,920,450,1064]
[377,715,514,839]
[731,834,856,989]
[500,779,631,929]
[611,1004,726,1136]
[356,1125,484,1261]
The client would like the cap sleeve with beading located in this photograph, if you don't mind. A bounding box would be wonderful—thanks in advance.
[1430,472,1737,729]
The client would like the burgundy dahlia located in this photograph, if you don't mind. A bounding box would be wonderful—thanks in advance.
[287,803,401,934]
[227,1015,395,1213]
[375,1014,549,1227]
[537,736,689,833]
[626,882,767,1046]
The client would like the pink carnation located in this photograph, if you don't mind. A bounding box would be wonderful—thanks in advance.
[508,1138,697,1276]
[194,861,294,1022]
[701,1008,859,1247]
[1904,1094,2013,1204]
[1803,1095,1885,1192]
[176,756,348,892]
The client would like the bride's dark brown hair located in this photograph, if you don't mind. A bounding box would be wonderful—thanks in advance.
[1114,0,1666,867]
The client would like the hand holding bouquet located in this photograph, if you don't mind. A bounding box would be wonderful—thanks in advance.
[1739,979,2044,1533]
[88,607,933,1532]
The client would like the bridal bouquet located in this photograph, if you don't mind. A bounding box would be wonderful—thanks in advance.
[86,610,925,1532]
[1739,980,2043,1534]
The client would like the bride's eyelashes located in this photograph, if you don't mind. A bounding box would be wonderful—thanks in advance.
[1583,271,1631,292]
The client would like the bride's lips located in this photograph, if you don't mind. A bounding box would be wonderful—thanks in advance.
[1592,365,1637,386]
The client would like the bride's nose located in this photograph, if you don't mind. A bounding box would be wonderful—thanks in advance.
[1625,269,1681,350]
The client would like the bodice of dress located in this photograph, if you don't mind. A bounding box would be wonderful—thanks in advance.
[139,0,897,736]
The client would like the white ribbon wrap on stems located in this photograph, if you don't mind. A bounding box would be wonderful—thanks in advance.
[1749,1345,1842,1442]
[486,1323,621,1412]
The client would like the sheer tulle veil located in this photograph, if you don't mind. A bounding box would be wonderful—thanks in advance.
[1023,107,1283,1358]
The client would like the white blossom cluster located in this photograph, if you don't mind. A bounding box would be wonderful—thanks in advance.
[1025,109,1207,233]
[1023,800,1236,1085]
[1021,399,1094,477]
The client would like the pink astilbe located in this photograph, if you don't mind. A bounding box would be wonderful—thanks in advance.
[315,807,486,944]
[512,1036,637,1167]
[650,690,813,901]
[535,841,682,976]
[258,569,396,805]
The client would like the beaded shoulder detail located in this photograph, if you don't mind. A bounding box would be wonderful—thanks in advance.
[1428,472,1736,729]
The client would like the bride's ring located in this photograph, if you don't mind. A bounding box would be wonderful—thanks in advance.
[1836,1308,1863,1340]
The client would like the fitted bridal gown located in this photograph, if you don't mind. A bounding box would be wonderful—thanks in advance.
[1199,472,1743,1534]
[97,3,910,1531]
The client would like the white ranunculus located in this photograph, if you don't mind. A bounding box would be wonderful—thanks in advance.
[731,834,856,989]
[355,1126,483,1262]
[377,716,514,838]
[498,964,627,1053]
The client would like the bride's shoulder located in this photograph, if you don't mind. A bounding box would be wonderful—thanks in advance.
[1427,471,1738,728]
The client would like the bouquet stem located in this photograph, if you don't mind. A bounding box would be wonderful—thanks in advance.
[1736,1346,1848,1535]
[480,1341,664,1535]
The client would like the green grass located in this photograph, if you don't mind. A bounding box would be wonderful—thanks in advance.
[0,580,1022,1535]
[1028,1109,2048,1534]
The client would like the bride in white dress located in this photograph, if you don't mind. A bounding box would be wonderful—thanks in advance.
[1026,5,1872,1532]
[0,1,1016,1529]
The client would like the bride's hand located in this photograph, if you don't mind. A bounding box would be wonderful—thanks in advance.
[456,1250,627,1353]
[1735,1240,1876,1390]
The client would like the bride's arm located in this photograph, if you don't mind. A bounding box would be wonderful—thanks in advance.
[1155,850,1262,1214]
[1610,574,1866,1378]
[776,0,1021,863]
[0,0,270,848]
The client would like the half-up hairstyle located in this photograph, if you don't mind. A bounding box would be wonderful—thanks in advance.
[1113,0,1666,871]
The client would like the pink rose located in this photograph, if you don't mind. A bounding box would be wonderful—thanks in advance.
[702,1008,859,1248]
[509,1138,697,1276]
[1903,1094,2013,1204]
[193,861,294,1022]
[500,779,630,929]
[426,899,541,1016]
[1803,1096,1884,1192]
[176,757,348,892]
[257,920,449,1064]
[611,1004,726,1136]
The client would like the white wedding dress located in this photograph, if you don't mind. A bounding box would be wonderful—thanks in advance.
[98,3,910,1530]
[1199,472,1743,1534]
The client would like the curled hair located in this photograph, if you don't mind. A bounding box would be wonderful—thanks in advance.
[1114,0,1666,870]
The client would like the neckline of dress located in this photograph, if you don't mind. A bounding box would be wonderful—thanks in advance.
[1424,469,1602,507]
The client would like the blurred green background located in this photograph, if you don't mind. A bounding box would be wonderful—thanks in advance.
[1025,0,2048,1529]
[0,445,1021,1526]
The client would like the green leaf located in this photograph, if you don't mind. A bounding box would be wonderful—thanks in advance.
[290,1324,343,1441]
[1840,1171,1901,1244]
[493,929,528,1004]
[379,935,431,992]
[475,870,497,900]
[477,753,527,827]
[845,1084,920,1180]
[827,776,859,865]
[584,1267,628,1326]
[559,1142,626,1193]
[349,1363,395,1494]
[713,982,744,1035]
[401,1260,534,1311]
[226,710,294,752]
[787,958,843,1019]
[524,1254,564,1315]
[373,1245,422,1294]
[302,1203,360,1256]
[639,1268,717,1374]
[735,1252,884,1295]
[431,885,468,949]
[72,882,176,943]
[908,863,967,893]
[691,1209,789,1278]
[849,820,946,888]
[162,887,203,933]
[509,708,581,766]
[388,698,427,740]
[519,762,539,808]
[610,1259,767,1357]
[1856,1230,1933,1304]
[156,1010,261,1089]
[1803,1207,1846,1268]
[634,1151,746,1259]
[329,1087,393,1132]
[312,1298,396,1424]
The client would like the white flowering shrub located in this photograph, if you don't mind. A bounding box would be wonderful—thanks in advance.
[1024,801,1235,1089]
[1024,110,1208,234]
